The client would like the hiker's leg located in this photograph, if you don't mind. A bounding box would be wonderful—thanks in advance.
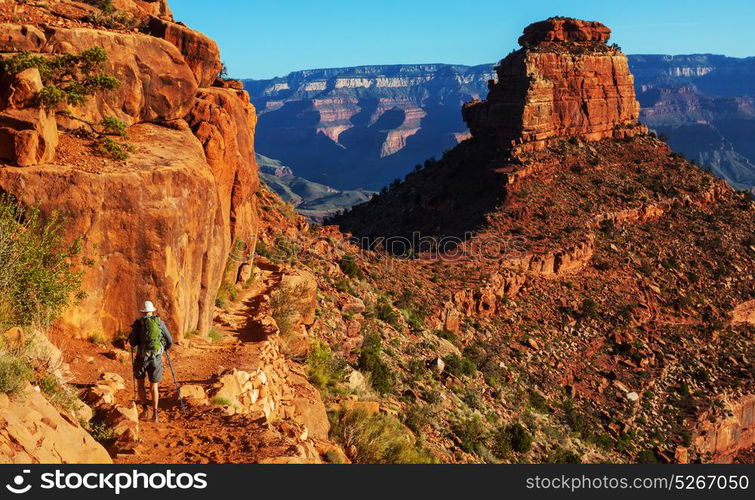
[151,382,159,410]
[137,378,148,406]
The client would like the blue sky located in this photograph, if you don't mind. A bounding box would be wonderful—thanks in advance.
[172,0,755,80]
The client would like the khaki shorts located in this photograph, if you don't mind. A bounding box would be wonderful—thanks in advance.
[133,356,164,383]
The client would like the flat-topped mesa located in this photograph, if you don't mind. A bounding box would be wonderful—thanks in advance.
[463,17,645,152]
[518,17,611,46]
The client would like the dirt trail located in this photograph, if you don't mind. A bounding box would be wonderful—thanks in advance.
[109,262,292,464]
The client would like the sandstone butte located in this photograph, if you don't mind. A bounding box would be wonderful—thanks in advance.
[0,3,753,466]
[463,17,644,152]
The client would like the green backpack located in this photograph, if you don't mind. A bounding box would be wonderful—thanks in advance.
[139,316,164,359]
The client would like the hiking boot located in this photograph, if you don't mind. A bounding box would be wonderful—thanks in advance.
[152,408,160,423]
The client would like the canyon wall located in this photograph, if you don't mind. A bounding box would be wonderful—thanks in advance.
[246,56,755,199]
[0,2,259,338]
[244,64,494,190]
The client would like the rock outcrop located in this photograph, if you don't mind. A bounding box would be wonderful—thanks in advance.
[112,0,172,19]
[693,395,755,463]
[0,2,260,338]
[0,124,227,337]
[146,17,222,88]
[0,385,111,464]
[518,18,611,45]
[463,17,643,151]
[186,87,260,246]
[45,27,198,126]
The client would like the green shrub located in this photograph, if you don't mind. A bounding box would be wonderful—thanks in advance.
[208,328,222,342]
[403,404,432,433]
[453,414,486,453]
[100,116,127,136]
[85,9,137,29]
[82,0,115,13]
[211,397,234,407]
[374,295,400,328]
[357,330,393,394]
[88,421,116,444]
[637,449,660,464]
[580,298,598,319]
[561,398,592,439]
[546,446,582,463]
[0,354,32,395]
[338,256,363,279]
[325,448,345,464]
[39,374,78,411]
[491,423,533,458]
[215,279,238,308]
[435,329,457,344]
[444,353,476,377]
[402,308,425,332]
[528,391,549,413]
[331,408,436,463]
[0,195,83,327]
[38,84,65,107]
[88,333,105,345]
[333,278,354,295]
[270,283,305,339]
[0,48,119,109]
[96,137,133,160]
[307,340,345,395]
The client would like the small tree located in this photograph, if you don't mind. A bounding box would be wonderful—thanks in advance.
[0,48,120,109]
[0,195,83,327]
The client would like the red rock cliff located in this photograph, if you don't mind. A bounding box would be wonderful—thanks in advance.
[0,1,258,338]
[463,17,643,151]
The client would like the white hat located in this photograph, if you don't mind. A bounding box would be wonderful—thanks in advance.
[140,301,156,313]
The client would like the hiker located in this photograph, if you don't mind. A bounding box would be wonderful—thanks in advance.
[129,300,173,423]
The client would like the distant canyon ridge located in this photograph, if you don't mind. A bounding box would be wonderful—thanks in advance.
[244,55,755,199]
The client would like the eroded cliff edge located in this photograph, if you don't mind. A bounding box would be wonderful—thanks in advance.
[0,0,259,339]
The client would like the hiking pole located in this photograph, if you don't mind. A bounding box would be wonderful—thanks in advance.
[129,347,137,403]
[164,350,185,410]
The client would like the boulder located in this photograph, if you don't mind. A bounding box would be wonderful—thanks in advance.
[146,17,222,87]
[99,402,139,442]
[291,394,330,441]
[1,67,44,109]
[112,0,173,19]
[731,300,755,325]
[342,296,365,315]
[281,323,311,359]
[0,384,112,464]
[43,27,197,126]
[0,107,58,166]
[0,24,46,52]
[693,394,755,463]
[179,384,208,404]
